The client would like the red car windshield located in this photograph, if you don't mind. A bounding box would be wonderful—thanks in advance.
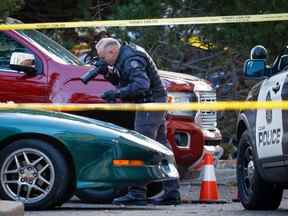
[17,30,83,66]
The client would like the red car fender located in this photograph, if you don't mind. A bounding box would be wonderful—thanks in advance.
[166,117,204,167]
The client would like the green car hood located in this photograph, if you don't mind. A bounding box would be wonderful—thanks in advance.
[0,109,128,133]
[0,109,172,156]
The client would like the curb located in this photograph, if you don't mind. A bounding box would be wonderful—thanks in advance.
[0,201,24,216]
[216,160,237,169]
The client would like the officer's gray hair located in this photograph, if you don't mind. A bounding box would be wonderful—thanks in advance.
[96,37,121,52]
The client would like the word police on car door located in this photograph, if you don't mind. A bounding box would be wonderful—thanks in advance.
[256,72,286,158]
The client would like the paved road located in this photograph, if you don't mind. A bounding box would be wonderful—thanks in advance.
[24,167,288,216]
[25,200,288,216]
[25,185,288,216]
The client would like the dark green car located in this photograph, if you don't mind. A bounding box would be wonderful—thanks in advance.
[0,109,178,210]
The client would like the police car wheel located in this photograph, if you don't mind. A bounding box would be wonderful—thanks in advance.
[237,131,283,210]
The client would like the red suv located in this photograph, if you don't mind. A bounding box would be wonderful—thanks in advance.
[0,29,221,173]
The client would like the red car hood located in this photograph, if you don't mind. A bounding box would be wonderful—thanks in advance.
[50,64,213,103]
[159,70,213,92]
[59,66,213,92]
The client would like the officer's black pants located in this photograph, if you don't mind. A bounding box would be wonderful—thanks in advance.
[134,96,169,147]
[135,111,170,149]
[128,96,179,199]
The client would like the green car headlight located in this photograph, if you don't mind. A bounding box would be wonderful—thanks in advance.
[120,132,173,156]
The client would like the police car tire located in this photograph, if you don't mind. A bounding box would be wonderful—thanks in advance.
[237,131,283,210]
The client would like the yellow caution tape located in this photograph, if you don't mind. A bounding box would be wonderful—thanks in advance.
[2,101,288,112]
[1,13,288,30]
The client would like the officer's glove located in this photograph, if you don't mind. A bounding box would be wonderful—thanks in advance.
[101,90,120,102]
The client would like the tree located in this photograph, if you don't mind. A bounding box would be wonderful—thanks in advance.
[108,0,288,66]
[190,0,288,60]
[11,0,117,49]
[0,0,24,19]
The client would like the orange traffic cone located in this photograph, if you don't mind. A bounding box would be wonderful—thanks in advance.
[199,152,222,203]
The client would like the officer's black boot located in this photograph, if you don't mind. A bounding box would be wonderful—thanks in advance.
[151,179,181,205]
[112,185,147,205]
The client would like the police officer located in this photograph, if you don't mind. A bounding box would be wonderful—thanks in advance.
[95,37,181,205]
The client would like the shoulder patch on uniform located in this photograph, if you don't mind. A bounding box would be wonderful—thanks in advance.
[130,60,140,68]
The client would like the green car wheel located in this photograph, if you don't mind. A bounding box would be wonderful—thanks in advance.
[0,139,73,210]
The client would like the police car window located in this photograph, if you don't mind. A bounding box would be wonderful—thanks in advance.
[0,32,29,71]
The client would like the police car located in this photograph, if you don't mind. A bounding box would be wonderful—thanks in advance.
[236,45,288,210]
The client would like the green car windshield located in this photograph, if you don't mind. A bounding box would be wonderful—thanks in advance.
[17,30,83,66]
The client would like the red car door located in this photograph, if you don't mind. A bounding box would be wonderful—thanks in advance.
[0,32,48,103]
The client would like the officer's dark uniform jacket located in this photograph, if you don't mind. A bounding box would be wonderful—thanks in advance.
[113,43,167,103]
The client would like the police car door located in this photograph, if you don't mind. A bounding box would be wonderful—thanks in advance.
[256,72,286,159]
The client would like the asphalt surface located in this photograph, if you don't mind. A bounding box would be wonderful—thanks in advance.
[24,189,288,216]
[24,177,288,216]
[22,163,288,215]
